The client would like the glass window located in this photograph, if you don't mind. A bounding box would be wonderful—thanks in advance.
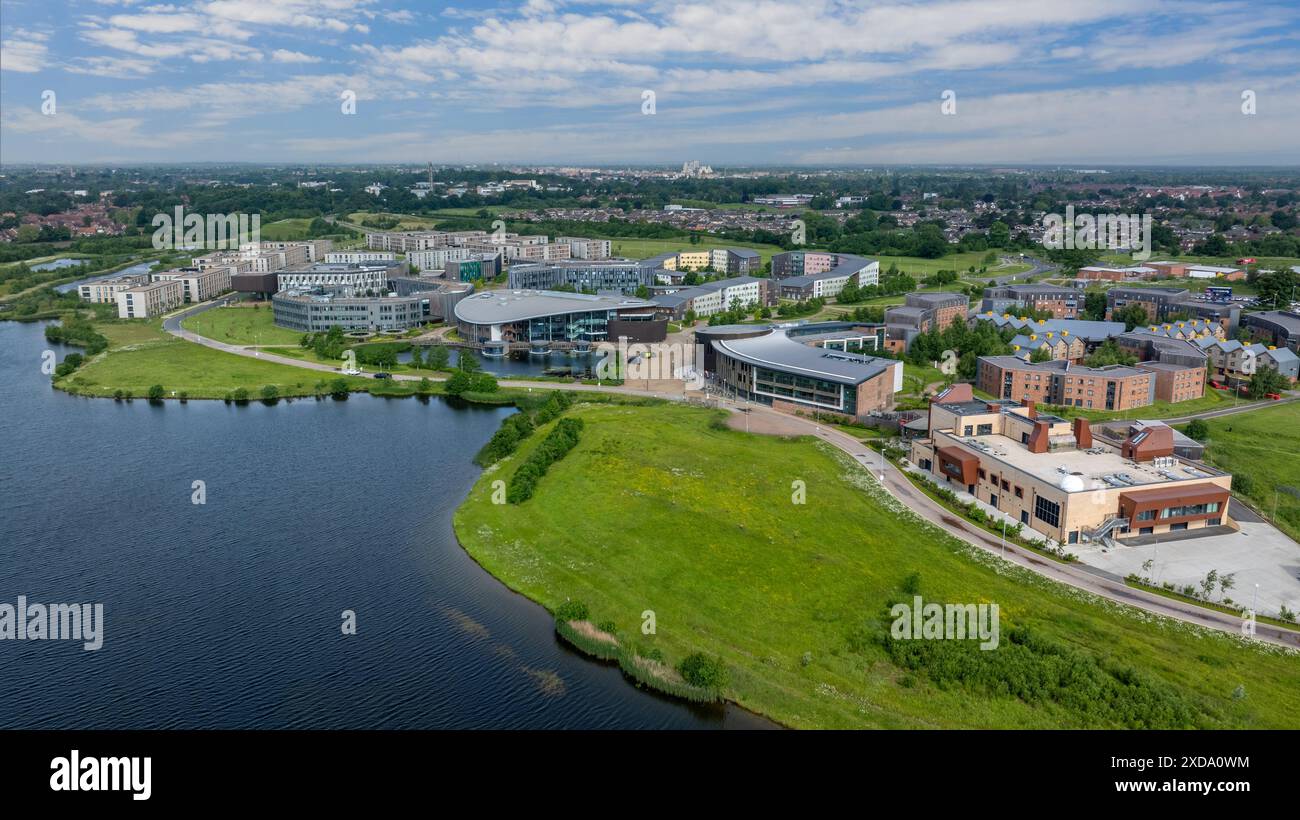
[1034,496,1060,528]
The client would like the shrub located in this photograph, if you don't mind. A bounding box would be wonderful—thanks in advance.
[329,378,350,400]
[677,653,729,690]
[232,387,250,403]
[507,417,584,503]
[260,384,279,402]
[147,384,165,401]
[554,600,589,621]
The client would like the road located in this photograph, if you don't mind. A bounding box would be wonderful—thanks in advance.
[162,303,1298,648]
[717,397,1300,650]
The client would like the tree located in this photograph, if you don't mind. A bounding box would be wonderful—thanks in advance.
[1029,346,1052,363]
[458,353,482,375]
[1218,572,1236,601]
[329,378,350,399]
[1184,418,1209,441]
[1247,365,1287,398]
[677,653,729,690]
[1113,304,1149,332]
[260,384,279,403]
[1083,292,1108,321]
[445,370,472,396]
[427,346,451,371]
[1199,569,1218,600]
[408,346,423,370]
[1254,268,1299,310]
[1085,339,1137,367]
[147,384,165,401]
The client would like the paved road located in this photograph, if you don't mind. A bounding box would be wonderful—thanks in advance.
[162,306,1297,648]
[717,397,1300,651]
[971,255,1057,286]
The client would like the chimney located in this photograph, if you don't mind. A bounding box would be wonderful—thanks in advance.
[1023,399,1037,419]
[1073,417,1092,449]
[1028,420,1050,454]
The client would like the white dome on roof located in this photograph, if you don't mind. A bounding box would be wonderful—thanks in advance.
[1059,474,1086,492]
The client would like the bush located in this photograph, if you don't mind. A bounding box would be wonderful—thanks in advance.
[554,600,589,621]
[677,653,729,690]
[232,387,250,403]
[147,384,165,401]
[260,384,279,403]
[507,417,584,503]
[1184,418,1209,441]
[329,378,350,400]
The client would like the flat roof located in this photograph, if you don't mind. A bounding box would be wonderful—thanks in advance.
[942,431,1220,492]
[454,289,656,324]
[713,328,892,386]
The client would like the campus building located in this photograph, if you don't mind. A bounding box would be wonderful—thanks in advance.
[976,355,1203,410]
[649,276,771,320]
[275,261,403,293]
[1240,310,1300,352]
[115,279,184,319]
[272,286,441,333]
[771,251,879,300]
[506,259,654,294]
[885,291,970,350]
[149,266,233,304]
[324,251,397,264]
[79,274,149,304]
[910,399,1234,545]
[453,290,664,353]
[1106,287,1241,332]
[1195,338,1300,384]
[979,284,1081,319]
[703,324,902,420]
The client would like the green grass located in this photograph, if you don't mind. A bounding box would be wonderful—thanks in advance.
[878,250,1031,278]
[605,237,786,265]
[56,319,371,399]
[1188,401,1300,542]
[181,305,304,346]
[455,402,1300,729]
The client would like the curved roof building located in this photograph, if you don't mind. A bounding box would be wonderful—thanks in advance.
[453,289,663,349]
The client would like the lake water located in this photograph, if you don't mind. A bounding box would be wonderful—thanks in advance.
[54,261,155,294]
[0,320,768,729]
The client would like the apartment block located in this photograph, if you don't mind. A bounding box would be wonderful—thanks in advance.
[79,274,149,304]
[977,356,1158,411]
[116,279,184,319]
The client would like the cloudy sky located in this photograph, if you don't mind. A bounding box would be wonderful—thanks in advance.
[1,0,1298,165]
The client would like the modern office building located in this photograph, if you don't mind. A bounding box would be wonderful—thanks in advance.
[275,262,403,293]
[556,237,613,260]
[506,259,654,294]
[324,251,397,264]
[1240,310,1300,352]
[443,253,502,282]
[910,399,1233,545]
[453,290,664,352]
[980,284,1081,318]
[705,325,902,419]
[272,286,442,333]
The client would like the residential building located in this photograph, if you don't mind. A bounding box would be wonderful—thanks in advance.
[116,279,184,319]
[980,284,1080,319]
[885,291,969,349]
[150,266,232,303]
[275,262,403,293]
[649,276,770,320]
[79,274,149,304]
[1240,310,1300,352]
[1195,338,1300,384]
[1134,361,1207,403]
[977,356,1160,411]
[772,252,878,299]
[324,251,397,264]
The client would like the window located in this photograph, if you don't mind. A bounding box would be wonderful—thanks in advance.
[1135,509,1156,521]
[1001,479,1010,491]
[964,425,973,436]
[977,424,993,436]
[1034,496,1061,528]
[977,469,987,480]
[1014,486,1023,498]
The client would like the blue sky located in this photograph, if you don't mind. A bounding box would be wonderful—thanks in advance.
[1,0,1299,165]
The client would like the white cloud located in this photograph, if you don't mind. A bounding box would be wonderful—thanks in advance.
[271,49,323,63]
[1,30,50,73]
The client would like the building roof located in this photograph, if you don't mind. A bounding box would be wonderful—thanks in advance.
[712,328,892,386]
[979,355,1148,379]
[454,290,656,324]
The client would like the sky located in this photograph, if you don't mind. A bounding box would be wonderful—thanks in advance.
[1,0,1299,166]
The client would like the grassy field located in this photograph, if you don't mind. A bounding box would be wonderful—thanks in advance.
[180,305,304,346]
[877,250,1031,278]
[347,211,445,229]
[1189,401,1300,542]
[55,319,375,399]
[455,402,1300,729]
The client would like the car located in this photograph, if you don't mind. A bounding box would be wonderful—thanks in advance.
[1266,392,1282,400]
[342,368,362,376]
[373,372,393,379]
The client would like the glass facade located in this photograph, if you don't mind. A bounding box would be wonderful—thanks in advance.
[752,366,847,411]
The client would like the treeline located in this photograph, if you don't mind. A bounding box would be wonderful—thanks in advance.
[45,315,108,355]
[507,417,584,503]
[474,390,575,466]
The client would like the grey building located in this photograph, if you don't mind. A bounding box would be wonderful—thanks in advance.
[1241,310,1300,352]
[507,259,655,294]
[273,285,447,332]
